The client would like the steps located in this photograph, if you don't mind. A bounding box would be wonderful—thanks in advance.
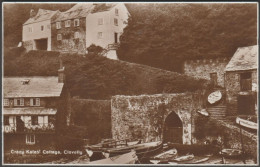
[207,104,227,121]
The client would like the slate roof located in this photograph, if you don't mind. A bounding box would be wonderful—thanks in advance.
[4,76,64,98]
[225,45,258,72]
[4,108,57,115]
[24,9,59,25]
[53,3,117,22]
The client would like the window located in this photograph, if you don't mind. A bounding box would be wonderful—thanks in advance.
[4,116,9,125]
[65,20,71,27]
[114,18,118,26]
[26,134,35,145]
[56,22,61,29]
[14,98,24,106]
[98,32,103,39]
[240,72,252,91]
[41,25,44,31]
[28,27,33,32]
[57,34,62,40]
[74,32,80,39]
[74,19,80,26]
[4,99,9,106]
[98,18,103,25]
[31,116,38,125]
[38,116,48,126]
[115,8,119,16]
[30,98,40,106]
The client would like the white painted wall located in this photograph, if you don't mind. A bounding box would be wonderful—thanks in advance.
[85,3,129,49]
[23,19,52,51]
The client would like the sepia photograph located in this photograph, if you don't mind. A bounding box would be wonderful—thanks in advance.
[2,1,258,165]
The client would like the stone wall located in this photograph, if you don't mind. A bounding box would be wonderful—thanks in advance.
[111,92,205,144]
[183,58,230,87]
[51,18,86,54]
[225,70,257,115]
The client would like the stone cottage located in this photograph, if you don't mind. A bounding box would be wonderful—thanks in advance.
[225,45,257,116]
[3,65,70,152]
[22,3,129,60]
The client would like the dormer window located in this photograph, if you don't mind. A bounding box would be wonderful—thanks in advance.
[115,8,119,16]
[4,99,9,106]
[30,98,40,106]
[22,79,30,85]
[65,20,71,27]
[14,98,24,106]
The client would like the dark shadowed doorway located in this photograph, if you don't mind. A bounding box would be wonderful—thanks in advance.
[163,112,183,144]
[35,38,48,50]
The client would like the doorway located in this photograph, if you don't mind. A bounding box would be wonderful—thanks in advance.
[210,73,218,87]
[163,112,183,144]
[114,33,118,43]
[35,38,48,50]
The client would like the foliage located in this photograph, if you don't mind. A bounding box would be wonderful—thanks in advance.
[4,50,208,99]
[87,44,104,55]
[70,99,111,144]
[118,3,257,72]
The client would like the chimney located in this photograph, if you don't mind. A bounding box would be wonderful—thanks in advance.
[58,55,65,83]
[30,9,36,18]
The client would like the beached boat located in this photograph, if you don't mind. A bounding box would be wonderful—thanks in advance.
[171,154,194,162]
[197,109,209,117]
[87,150,138,164]
[208,90,222,104]
[236,117,257,130]
[182,156,209,164]
[219,149,242,159]
[106,141,163,161]
[149,148,178,164]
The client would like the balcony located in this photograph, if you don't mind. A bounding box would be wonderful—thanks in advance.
[3,123,55,134]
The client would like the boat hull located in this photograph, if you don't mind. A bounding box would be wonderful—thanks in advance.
[236,117,257,130]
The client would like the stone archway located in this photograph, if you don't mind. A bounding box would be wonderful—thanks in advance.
[163,112,183,144]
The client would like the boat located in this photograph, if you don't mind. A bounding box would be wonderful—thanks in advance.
[208,90,222,104]
[105,141,163,161]
[87,150,138,164]
[149,148,178,164]
[219,149,242,159]
[182,156,209,164]
[236,117,257,130]
[171,154,194,162]
[197,109,209,117]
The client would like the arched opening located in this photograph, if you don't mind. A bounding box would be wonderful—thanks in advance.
[163,112,183,144]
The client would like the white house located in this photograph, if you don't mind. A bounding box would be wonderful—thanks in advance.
[22,9,59,51]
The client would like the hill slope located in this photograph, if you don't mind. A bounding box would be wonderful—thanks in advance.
[4,50,209,99]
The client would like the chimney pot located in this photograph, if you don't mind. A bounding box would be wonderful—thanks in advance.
[30,9,36,18]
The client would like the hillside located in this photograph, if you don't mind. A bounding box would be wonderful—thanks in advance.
[4,49,209,99]
[119,3,257,72]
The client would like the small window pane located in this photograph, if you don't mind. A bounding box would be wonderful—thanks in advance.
[114,18,118,26]
[98,18,103,25]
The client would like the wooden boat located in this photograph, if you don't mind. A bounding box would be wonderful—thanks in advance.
[87,150,138,164]
[197,109,209,117]
[149,148,178,164]
[182,157,209,164]
[106,141,163,161]
[171,154,194,162]
[219,149,242,159]
[208,90,222,104]
[236,117,257,130]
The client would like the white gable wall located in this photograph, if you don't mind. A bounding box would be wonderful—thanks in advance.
[22,19,52,51]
